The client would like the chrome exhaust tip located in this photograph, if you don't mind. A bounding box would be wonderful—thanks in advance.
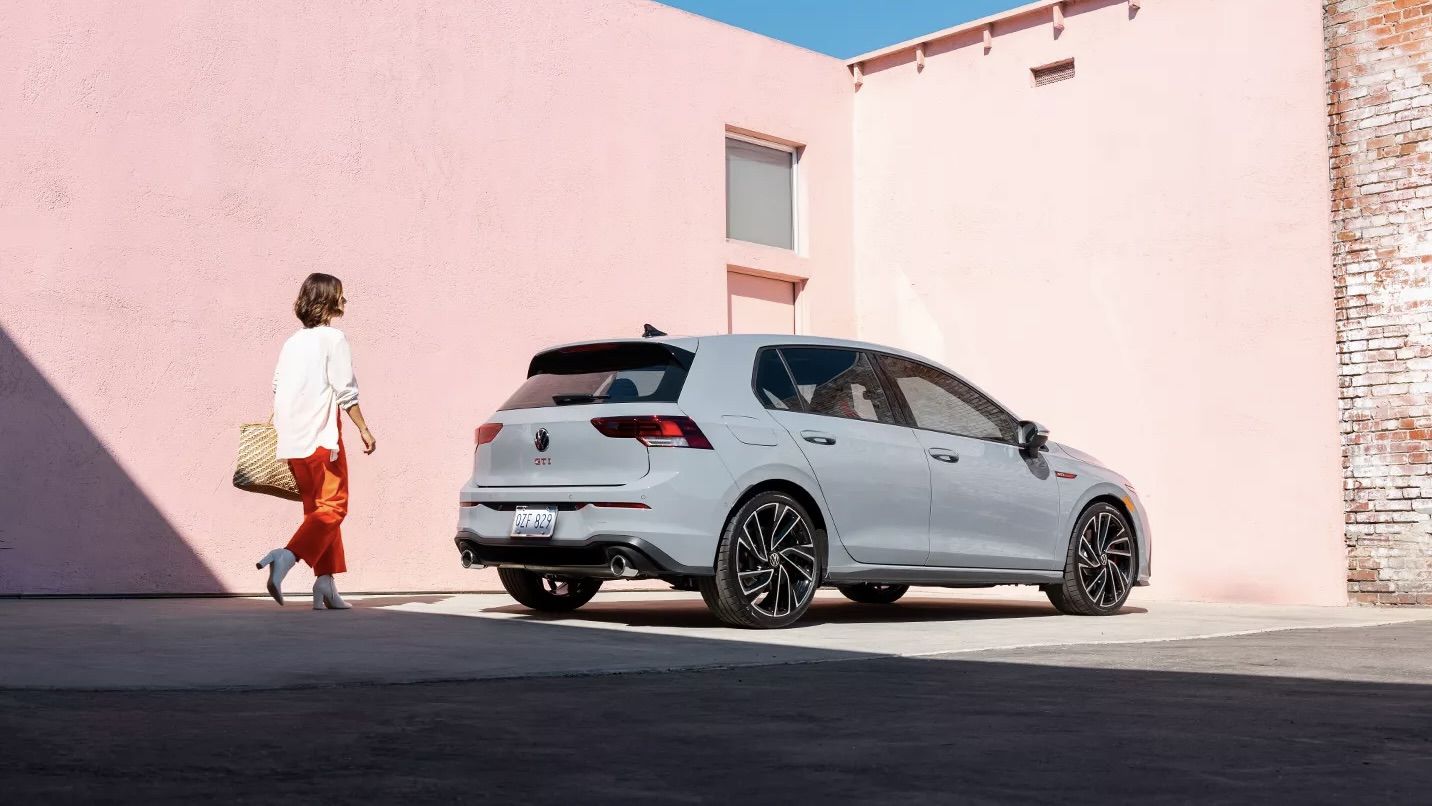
[609,553,640,579]
[460,548,480,569]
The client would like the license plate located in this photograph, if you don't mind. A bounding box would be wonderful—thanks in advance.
[510,506,558,538]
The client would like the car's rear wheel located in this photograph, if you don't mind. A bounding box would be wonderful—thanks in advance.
[837,583,909,604]
[1045,502,1135,616]
[699,491,824,629]
[498,568,602,612]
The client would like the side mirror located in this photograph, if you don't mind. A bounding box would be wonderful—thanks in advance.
[1017,420,1049,454]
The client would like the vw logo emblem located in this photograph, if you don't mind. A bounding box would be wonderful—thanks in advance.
[534,428,550,453]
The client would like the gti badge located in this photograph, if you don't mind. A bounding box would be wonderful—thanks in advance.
[534,428,550,453]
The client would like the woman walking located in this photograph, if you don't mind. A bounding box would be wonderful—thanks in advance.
[256,273,376,609]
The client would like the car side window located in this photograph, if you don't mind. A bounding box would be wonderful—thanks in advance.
[753,349,802,411]
[779,348,898,425]
[877,355,1018,442]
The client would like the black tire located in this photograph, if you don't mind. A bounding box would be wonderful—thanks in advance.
[698,576,723,610]
[837,583,909,604]
[498,568,602,612]
[699,491,825,629]
[1045,502,1136,616]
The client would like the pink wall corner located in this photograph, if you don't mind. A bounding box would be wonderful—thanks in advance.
[851,0,1345,605]
[0,0,852,594]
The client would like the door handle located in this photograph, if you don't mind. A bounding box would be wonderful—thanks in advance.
[928,448,959,463]
[801,430,837,446]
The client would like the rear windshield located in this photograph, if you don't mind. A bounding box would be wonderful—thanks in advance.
[499,342,693,410]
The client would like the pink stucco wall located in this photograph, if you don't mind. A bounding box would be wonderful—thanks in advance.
[0,0,853,594]
[2,0,1347,605]
[852,0,1345,603]
[728,272,797,334]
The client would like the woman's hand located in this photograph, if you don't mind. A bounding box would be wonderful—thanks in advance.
[345,404,377,455]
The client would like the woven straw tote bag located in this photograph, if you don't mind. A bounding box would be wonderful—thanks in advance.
[233,417,301,501]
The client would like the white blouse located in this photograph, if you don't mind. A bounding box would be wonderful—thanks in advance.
[272,326,360,460]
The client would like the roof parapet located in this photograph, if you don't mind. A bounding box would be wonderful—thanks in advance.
[845,0,1140,69]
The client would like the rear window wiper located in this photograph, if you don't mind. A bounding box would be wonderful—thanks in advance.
[552,393,609,406]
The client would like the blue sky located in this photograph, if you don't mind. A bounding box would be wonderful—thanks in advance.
[658,0,1024,59]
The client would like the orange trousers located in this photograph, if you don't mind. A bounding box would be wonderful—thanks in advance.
[285,434,348,577]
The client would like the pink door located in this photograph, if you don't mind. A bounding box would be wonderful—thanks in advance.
[727,271,796,335]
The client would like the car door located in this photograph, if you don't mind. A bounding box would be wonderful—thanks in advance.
[756,347,931,566]
[876,354,1061,570]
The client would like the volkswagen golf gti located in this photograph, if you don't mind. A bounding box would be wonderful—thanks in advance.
[454,334,1150,628]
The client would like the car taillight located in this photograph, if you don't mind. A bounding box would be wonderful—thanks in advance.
[590,416,712,449]
[475,422,503,446]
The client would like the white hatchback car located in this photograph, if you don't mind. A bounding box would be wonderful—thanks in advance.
[455,334,1150,628]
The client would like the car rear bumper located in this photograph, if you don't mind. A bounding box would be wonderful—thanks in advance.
[457,451,736,572]
[453,529,709,578]
[454,489,722,571]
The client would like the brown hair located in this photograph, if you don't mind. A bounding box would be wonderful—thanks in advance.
[293,273,344,328]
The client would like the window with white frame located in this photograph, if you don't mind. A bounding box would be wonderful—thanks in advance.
[725,134,797,250]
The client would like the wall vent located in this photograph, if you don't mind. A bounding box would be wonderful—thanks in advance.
[1032,59,1075,86]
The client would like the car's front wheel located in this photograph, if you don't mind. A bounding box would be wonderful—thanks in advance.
[700,491,824,628]
[1044,502,1135,616]
[837,583,909,604]
[498,568,602,612]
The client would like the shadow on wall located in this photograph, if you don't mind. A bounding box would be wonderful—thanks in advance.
[0,327,219,595]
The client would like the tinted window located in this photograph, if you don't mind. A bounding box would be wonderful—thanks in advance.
[754,349,802,411]
[501,343,690,410]
[878,355,1017,442]
[780,348,897,424]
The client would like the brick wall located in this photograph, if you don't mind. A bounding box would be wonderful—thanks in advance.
[1326,0,1432,604]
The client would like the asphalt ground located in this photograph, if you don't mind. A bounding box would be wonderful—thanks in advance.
[5,590,1427,690]
[4,615,1431,804]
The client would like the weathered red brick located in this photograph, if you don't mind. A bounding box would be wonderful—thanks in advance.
[1327,0,1432,604]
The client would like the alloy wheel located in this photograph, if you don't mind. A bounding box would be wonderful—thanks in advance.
[1075,510,1133,609]
[735,502,817,618]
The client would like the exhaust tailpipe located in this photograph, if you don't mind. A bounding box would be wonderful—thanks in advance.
[460,548,481,569]
[609,553,640,579]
